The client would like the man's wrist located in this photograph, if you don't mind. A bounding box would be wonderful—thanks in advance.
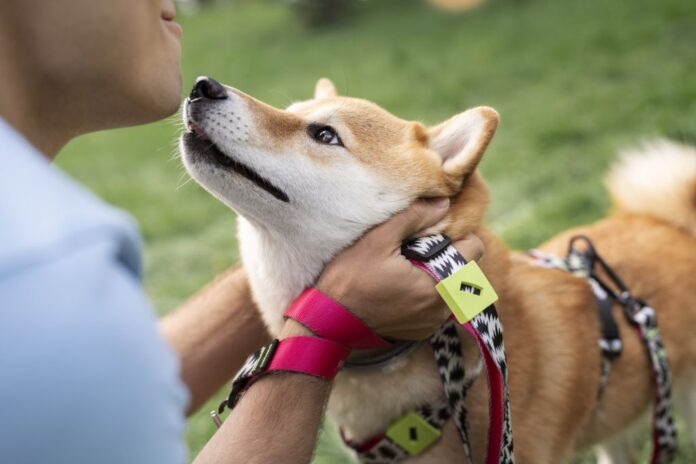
[280,319,314,339]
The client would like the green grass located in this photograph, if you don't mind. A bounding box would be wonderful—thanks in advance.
[56,0,696,461]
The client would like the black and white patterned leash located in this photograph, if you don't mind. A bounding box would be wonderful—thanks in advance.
[404,234,515,464]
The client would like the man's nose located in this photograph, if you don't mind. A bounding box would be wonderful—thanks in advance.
[190,76,228,100]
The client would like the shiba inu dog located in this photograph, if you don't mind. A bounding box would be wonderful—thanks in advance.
[180,76,696,463]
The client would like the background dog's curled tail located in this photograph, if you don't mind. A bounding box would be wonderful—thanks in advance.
[606,139,696,235]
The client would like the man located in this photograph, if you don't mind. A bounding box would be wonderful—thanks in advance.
[0,1,482,462]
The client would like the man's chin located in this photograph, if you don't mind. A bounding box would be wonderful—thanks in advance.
[154,70,184,119]
[128,78,183,126]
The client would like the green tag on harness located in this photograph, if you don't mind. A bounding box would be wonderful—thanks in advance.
[436,261,498,324]
[385,411,442,456]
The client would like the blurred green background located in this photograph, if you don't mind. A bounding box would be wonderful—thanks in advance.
[57,0,696,461]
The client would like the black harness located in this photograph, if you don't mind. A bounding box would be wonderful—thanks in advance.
[530,235,678,464]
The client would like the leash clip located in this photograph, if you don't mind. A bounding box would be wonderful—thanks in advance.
[210,410,223,429]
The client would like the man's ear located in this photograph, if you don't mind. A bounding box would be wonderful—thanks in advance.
[428,106,499,180]
[314,78,338,99]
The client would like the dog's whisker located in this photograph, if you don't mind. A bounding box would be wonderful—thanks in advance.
[175,172,195,190]
[169,147,182,162]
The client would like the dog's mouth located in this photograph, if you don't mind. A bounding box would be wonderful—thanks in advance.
[183,129,290,203]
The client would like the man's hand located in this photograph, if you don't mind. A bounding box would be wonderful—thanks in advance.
[316,198,484,341]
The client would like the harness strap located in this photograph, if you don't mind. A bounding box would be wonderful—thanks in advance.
[529,245,623,362]
[343,402,452,463]
[627,303,678,464]
[343,318,483,463]
[531,235,678,464]
[404,234,515,464]
[528,246,621,398]
[570,236,677,464]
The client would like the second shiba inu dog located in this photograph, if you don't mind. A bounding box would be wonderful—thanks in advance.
[180,76,696,463]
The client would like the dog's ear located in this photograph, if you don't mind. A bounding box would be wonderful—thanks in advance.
[428,106,499,180]
[314,78,338,99]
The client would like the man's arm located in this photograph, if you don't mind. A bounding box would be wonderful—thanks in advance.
[192,321,328,464]
[1,238,188,464]
[159,265,270,414]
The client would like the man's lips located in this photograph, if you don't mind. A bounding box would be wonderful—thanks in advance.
[163,20,183,39]
[162,2,181,39]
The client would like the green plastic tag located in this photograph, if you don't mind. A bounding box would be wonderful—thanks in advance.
[436,261,498,324]
[385,411,442,456]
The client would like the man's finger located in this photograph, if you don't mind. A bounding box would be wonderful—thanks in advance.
[368,198,450,249]
[451,233,485,263]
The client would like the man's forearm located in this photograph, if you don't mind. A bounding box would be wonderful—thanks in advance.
[159,265,271,414]
[193,373,330,464]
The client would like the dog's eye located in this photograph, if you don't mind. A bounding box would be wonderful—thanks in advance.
[309,125,343,147]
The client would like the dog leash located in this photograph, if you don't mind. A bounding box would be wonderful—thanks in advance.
[344,233,514,464]
[530,235,678,464]
[404,233,515,464]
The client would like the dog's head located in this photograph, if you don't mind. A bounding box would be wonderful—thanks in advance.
[180,77,498,244]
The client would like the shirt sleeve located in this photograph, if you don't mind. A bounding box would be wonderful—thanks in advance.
[0,234,189,464]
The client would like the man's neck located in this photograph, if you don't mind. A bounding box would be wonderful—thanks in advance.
[0,25,71,159]
[0,108,70,161]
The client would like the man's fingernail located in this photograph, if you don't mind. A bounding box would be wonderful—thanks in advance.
[432,197,450,209]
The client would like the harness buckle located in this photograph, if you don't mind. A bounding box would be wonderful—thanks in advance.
[598,338,623,359]
[624,299,657,329]
[386,410,443,456]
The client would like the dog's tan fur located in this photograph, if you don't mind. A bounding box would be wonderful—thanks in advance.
[182,79,696,463]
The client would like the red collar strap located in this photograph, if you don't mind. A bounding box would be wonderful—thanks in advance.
[284,288,393,350]
[218,336,349,413]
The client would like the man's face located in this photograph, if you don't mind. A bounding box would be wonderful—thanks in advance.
[3,0,182,129]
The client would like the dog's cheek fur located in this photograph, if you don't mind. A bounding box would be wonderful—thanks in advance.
[443,172,491,238]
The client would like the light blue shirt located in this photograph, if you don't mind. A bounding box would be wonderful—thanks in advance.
[0,119,188,463]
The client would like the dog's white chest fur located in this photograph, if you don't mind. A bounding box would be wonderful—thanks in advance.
[238,216,448,442]
[238,217,324,333]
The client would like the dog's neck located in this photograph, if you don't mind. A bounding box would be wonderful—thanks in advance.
[238,216,367,335]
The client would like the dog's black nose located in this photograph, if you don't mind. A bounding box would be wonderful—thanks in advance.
[190,76,228,100]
